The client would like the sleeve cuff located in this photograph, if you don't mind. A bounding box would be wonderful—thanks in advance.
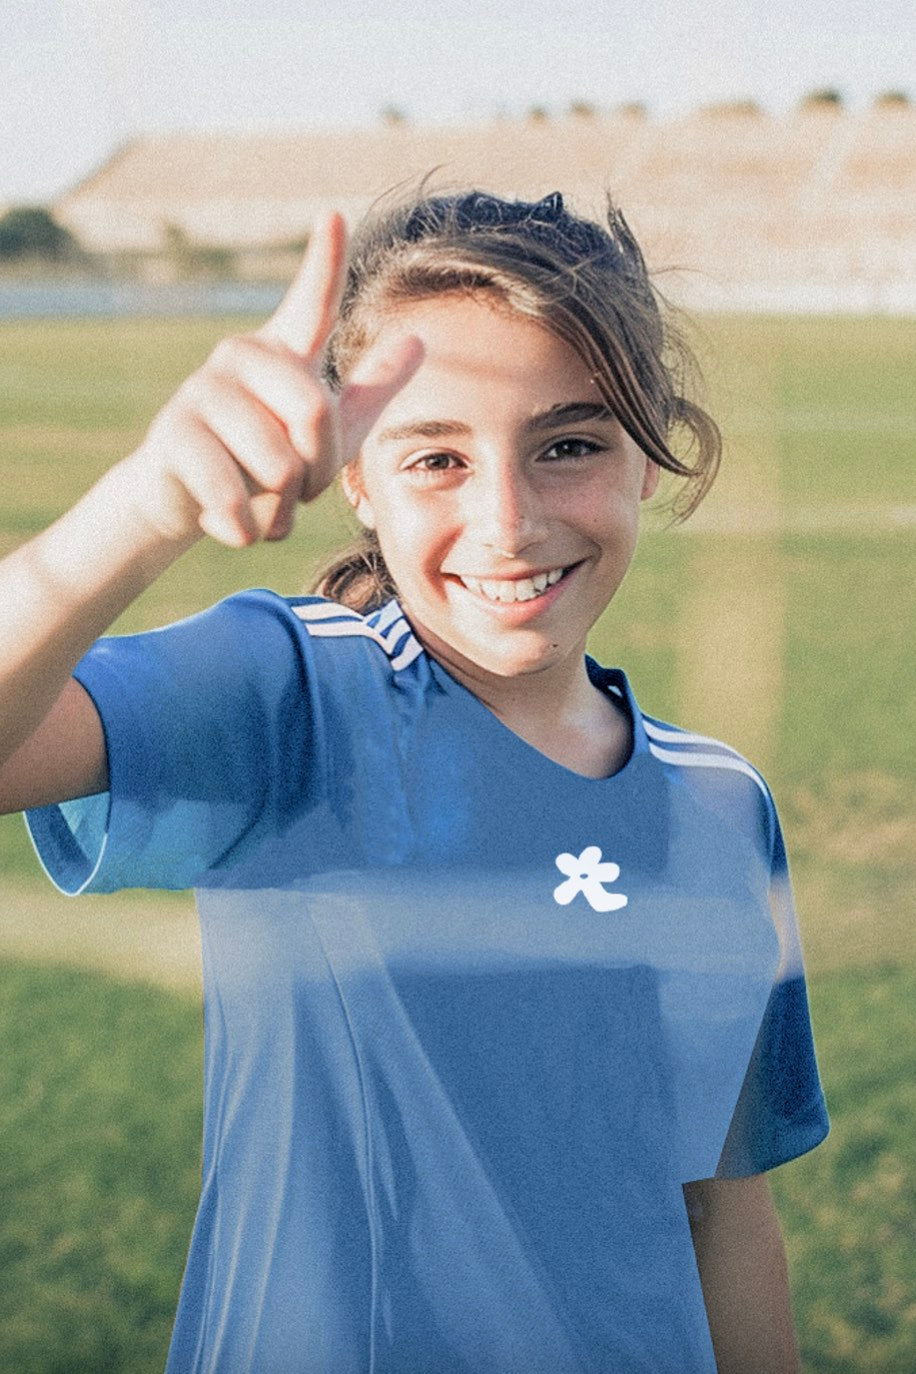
[24,791,112,895]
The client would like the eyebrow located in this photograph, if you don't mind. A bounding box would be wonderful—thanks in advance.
[526,402,617,432]
[375,402,617,445]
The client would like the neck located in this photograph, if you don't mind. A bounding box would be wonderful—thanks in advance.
[414,627,632,781]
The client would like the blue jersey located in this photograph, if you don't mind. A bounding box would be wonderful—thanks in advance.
[26,591,829,1374]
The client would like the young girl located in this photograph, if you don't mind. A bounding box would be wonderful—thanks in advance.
[0,190,829,1373]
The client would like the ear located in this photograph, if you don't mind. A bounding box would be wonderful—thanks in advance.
[641,459,660,501]
[340,462,377,530]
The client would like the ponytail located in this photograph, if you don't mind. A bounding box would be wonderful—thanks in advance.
[311,529,397,613]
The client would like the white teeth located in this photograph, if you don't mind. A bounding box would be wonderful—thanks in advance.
[457,567,568,603]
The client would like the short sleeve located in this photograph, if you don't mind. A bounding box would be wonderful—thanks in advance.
[25,590,320,894]
[714,804,830,1176]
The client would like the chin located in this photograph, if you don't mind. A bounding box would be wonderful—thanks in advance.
[467,639,568,679]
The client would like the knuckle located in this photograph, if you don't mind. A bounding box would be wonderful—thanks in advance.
[209,333,250,371]
[172,372,213,418]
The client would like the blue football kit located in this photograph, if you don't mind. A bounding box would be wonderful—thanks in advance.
[26,591,830,1373]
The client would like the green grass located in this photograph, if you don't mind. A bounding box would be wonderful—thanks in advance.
[1,311,914,1370]
[773,964,916,1374]
[0,963,202,1374]
[1,957,912,1374]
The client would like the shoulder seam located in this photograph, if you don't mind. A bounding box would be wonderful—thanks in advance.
[642,715,750,761]
[647,738,770,800]
[291,602,423,674]
[642,714,771,799]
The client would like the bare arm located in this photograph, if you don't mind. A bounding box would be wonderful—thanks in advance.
[683,1173,800,1374]
[0,214,421,816]
[0,476,196,811]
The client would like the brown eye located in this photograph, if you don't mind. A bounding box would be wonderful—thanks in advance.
[414,452,460,472]
[543,438,602,461]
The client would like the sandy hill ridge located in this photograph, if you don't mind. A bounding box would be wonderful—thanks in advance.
[54,107,916,311]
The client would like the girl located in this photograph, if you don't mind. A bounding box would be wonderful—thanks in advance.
[0,190,829,1373]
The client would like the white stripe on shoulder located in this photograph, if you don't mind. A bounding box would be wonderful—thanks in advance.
[643,717,748,760]
[372,601,403,634]
[301,621,388,643]
[293,602,423,672]
[391,638,424,671]
[648,742,769,799]
[379,616,411,651]
[293,602,363,622]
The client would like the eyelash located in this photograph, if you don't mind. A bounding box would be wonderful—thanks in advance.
[408,437,603,475]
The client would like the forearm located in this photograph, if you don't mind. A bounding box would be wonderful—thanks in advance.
[685,1174,800,1374]
[0,456,198,765]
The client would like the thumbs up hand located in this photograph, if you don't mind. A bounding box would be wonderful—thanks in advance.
[123,214,420,548]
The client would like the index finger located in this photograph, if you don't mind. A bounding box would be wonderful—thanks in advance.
[257,211,348,359]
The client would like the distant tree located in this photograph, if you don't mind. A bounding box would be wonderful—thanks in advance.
[568,100,596,118]
[701,98,762,117]
[0,205,82,261]
[874,90,911,108]
[801,88,843,109]
[616,101,648,119]
[526,105,549,122]
[379,106,408,126]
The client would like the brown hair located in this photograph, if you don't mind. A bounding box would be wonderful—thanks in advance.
[315,188,720,612]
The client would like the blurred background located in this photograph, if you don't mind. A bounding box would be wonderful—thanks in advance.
[1,3,914,1371]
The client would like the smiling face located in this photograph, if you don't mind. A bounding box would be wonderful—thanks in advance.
[344,293,659,687]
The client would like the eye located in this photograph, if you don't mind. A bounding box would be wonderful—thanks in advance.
[408,451,464,475]
[542,437,603,461]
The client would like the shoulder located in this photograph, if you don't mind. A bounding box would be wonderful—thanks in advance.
[639,711,771,802]
[635,700,778,861]
[215,591,432,716]
[285,595,425,674]
[184,590,425,674]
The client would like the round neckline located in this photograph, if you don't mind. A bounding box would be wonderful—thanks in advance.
[380,595,649,786]
[427,652,646,785]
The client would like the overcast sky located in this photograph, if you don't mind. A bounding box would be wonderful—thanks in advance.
[4,0,914,203]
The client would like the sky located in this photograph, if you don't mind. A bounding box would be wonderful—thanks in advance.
[3,0,915,203]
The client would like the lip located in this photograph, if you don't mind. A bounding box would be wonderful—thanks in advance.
[445,562,583,618]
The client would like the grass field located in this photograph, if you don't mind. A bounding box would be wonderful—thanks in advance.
[1,312,914,1371]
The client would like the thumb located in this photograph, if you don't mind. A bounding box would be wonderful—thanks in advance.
[256,211,347,359]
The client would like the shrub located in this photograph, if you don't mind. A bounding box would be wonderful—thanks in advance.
[0,205,82,261]
[801,88,844,109]
[873,90,911,108]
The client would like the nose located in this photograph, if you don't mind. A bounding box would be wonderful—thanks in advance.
[464,462,548,559]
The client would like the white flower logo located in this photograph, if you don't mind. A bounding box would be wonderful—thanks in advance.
[553,846,628,912]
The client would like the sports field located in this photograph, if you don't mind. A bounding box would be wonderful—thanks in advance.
[1,312,914,1372]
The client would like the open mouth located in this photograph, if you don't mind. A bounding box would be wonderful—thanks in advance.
[452,564,576,605]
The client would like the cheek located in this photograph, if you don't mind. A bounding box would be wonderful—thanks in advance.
[573,481,640,536]
[372,496,452,580]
